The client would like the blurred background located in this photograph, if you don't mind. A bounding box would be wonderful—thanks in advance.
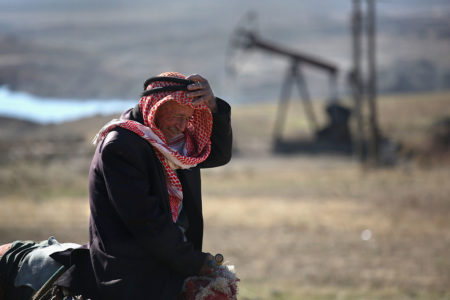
[0,0,449,299]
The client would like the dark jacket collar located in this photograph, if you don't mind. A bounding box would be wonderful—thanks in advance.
[121,104,144,125]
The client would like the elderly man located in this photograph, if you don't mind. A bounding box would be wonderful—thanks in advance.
[88,72,232,299]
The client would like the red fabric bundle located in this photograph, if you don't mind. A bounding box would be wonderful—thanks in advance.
[181,265,239,300]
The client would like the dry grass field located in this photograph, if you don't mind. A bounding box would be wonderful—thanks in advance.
[1,92,449,299]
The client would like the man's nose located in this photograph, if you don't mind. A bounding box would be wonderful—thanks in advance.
[175,119,187,131]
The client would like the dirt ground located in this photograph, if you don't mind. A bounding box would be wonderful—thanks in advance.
[1,154,449,299]
[202,155,450,299]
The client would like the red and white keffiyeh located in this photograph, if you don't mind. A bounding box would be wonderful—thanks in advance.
[93,72,213,222]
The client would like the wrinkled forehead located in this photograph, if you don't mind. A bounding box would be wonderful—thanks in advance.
[157,100,194,116]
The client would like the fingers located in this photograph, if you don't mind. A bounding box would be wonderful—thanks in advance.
[198,253,215,276]
[186,74,206,84]
[187,76,210,94]
[186,74,217,112]
[191,95,217,112]
[188,88,209,99]
[191,96,208,106]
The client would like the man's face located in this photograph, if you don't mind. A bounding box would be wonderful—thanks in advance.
[155,101,194,141]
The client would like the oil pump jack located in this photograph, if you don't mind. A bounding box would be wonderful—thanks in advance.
[226,14,352,153]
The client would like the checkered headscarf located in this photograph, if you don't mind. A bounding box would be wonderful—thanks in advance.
[93,72,213,222]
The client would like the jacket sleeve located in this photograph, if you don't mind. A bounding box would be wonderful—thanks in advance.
[99,136,207,276]
[199,98,233,168]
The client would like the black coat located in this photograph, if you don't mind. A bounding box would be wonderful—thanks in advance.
[87,99,232,299]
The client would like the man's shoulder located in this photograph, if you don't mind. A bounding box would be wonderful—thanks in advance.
[100,127,153,157]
